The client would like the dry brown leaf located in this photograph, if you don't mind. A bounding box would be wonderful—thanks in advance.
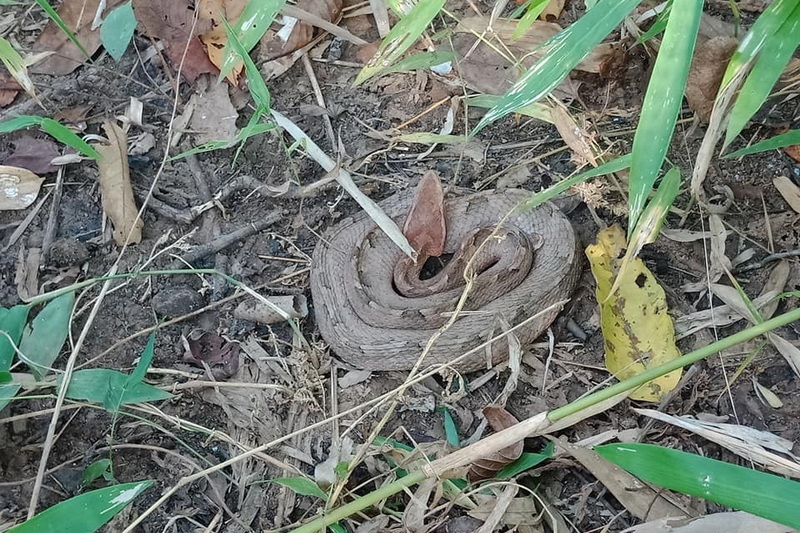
[197,0,247,84]
[31,0,126,75]
[188,76,239,146]
[622,511,794,533]
[773,176,800,214]
[759,260,790,319]
[403,171,446,257]
[132,0,217,81]
[469,491,540,527]
[4,137,60,174]
[94,120,143,245]
[686,36,739,122]
[402,477,438,532]
[0,67,21,107]
[451,17,616,96]
[0,165,45,210]
[551,104,598,167]
[182,329,241,379]
[468,406,523,482]
[260,0,343,61]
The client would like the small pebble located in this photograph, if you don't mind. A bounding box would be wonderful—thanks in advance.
[151,285,205,317]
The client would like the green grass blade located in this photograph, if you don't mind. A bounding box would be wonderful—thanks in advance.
[0,384,22,412]
[8,480,153,533]
[32,0,91,59]
[0,115,99,159]
[18,293,75,380]
[724,128,800,158]
[636,3,671,43]
[0,305,30,372]
[465,95,553,123]
[355,0,446,85]
[497,442,554,479]
[382,50,454,75]
[222,17,270,111]
[272,477,329,500]
[628,0,702,230]
[441,406,460,447]
[0,115,45,132]
[219,0,286,80]
[723,3,800,149]
[720,0,800,89]
[0,36,35,97]
[473,0,643,133]
[100,1,137,60]
[596,443,800,529]
[512,0,550,40]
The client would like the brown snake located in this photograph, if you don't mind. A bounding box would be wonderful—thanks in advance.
[310,188,581,372]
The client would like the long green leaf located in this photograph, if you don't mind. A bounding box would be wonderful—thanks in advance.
[104,331,159,411]
[0,305,30,371]
[628,0,702,230]
[8,480,152,533]
[720,0,800,89]
[219,0,286,79]
[596,443,800,529]
[723,3,800,149]
[724,129,800,158]
[272,477,328,501]
[19,293,75,380]
[355,0,446,85]
[0,115,99,159]
[473,0,643,132]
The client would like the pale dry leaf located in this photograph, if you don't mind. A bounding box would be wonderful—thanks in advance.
[469,492,541,527]
[403,477,438,532]
[468,406,523,482]
[540,0,564,20]
[634,409,800,478]
[661,228,729,242]
[621,511,794,533]
[0,165,44,210]
[189,76,239,146]
[475,484,519,533]
[759,260,790,319]
[559,438,689,521]
[673,290,776,338]
[551,104,598,167]
[94,120,143,245]
[686,36,739,121]
[754,379,784,409]
[773,176,800,214]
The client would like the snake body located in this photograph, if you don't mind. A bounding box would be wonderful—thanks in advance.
[310,188,581,372]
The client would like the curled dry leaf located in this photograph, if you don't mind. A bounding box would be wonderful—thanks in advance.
[31,0,127,75]
[182,329,241,379]
[94,120,144,245]
[233,294,308,325]
[0,165,45,210]
[468,406,523,482]
[773,176,800,214]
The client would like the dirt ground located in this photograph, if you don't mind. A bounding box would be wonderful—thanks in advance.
[1,1,799,532]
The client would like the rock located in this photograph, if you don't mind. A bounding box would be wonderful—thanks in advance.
[48,238,89,267]
[151,285,205,317]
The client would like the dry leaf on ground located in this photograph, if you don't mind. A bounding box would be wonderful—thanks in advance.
[0,165,45,210]
[773,176,800,214]
[622,511,794,533]
[685,36,739,122]
[0,67,21,106]
[132,0,217,81]
[468,406,523,482]
[188,76,239,146]
[586,225,682,402]
[197,0,247,84]
[551,104,599,167]
[403,171,445,256]
[3,137,60,174]
[261,0,343,61]
[540,0,565,21]
[94,120,144,245]
[182,329,241,379]
[31,0,126,75]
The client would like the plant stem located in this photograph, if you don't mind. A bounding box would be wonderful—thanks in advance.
[289,306,800,533]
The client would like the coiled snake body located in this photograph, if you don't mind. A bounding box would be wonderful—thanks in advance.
[310,188,581,372]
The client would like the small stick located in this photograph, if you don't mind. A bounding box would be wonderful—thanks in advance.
[40,167,65,265]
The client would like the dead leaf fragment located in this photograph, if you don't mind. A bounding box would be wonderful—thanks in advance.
[686,36,739,122]
[468,406,523,482]
[586,225,682,402]
[31,0,127,75]
[94,121,143,245]
[188,76,239,146]
[197,0,247,84]
[0,165,45,210]
[773,176,800,214]
[182,329,241,379]
[551,104,598,167]
[4,137,60,174]
[403,171,446,257]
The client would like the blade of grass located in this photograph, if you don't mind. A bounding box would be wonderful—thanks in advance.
[219,0,287,80]
[355,0,446,84]
[0,115,100,159]
[628,0,702,230]
[723,2,800,149]
[724,128,800,157]
[596,443,800,529]
[32,0,91,60]
[18,293,75,380]
[0,36,39,105]
[473,0,643,133]
[512,0,550,40]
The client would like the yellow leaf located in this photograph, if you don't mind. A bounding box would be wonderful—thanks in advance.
[586,225,682,402]
[0,165,44,210]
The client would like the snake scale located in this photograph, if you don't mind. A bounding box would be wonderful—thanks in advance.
[310,188,581,372]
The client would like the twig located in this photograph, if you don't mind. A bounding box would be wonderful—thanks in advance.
[132,185,195,224]
[40,167,64,265]
[735,249,800,273]
[301,54,336,151]
[173,211,282,266]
